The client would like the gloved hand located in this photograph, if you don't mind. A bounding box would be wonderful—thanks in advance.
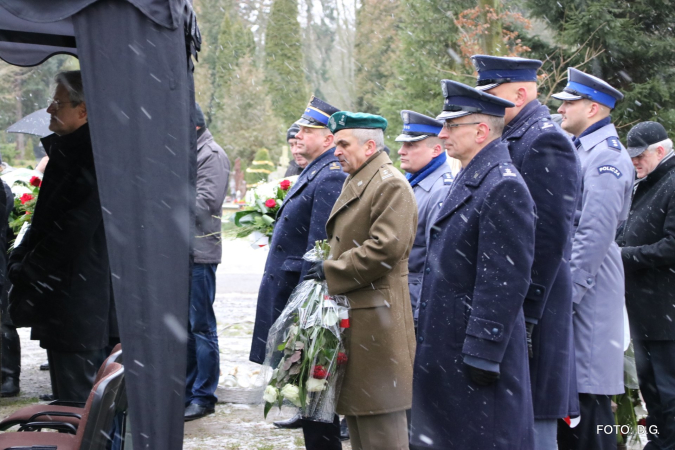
[526,322,535,359]
[467,365,500,386]
[303,261,325,281]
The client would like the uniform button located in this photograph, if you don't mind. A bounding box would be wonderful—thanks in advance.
[586,277,593,284]
[418,336,424,343]
[277,245,283,251]
[284,216,289,221]
[421,302,427,308]
[492,328,499,334]
[425,267,431,274]
[535,288,542,295]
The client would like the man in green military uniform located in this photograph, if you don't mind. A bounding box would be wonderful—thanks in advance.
[304,112,418,450]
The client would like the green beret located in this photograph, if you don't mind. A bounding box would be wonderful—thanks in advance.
[328,111,388,134]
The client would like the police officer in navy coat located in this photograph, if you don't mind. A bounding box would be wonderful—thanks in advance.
[395,110,453,326]
[553,68,633,450]
[472,55,581,448]
[410,80,536,450]
[249,96,347,449]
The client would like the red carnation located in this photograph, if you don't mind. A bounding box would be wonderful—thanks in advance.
[312,365,329,379]
[279,179,291,191]
[337,352,348,365]
[29,176,42,187]
[265,198,277,208]
[20,193,34,204]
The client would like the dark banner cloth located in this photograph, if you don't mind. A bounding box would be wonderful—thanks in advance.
[0,0,181,29]
[74,1,192,448]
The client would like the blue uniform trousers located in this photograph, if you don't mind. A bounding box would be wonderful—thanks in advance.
[185,263,219,407]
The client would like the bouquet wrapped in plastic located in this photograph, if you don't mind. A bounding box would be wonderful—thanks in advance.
[261,240,350,422]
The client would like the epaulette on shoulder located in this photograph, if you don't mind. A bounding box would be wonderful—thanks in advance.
[380,167,395,181]
[539,117,555,131]
[328,161,342,171]
[498,163,518,178]
[606,136,622,152]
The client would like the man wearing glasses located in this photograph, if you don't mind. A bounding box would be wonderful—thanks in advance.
[410,80,536,450]
[8,70,116,402]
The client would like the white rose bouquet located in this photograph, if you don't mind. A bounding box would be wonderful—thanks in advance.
[261,240,350,422]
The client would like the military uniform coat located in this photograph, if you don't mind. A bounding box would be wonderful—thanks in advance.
[618,154,675,340]
[572,122,634,395]
[411,139,536,450]
[323,150,418,416]
[504,100,581,418]
[249,149,346,364]
[408,161,453,319]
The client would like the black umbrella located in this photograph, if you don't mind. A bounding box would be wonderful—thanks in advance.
[0,1,200,448]
[6,108,51,137]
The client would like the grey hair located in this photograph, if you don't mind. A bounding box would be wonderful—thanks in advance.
[351,128,384,151]
[647,138,673,153]
[474,114,505,137]
[54,71,85,106]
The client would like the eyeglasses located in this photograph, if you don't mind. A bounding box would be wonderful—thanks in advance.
[47,99,78,111]
[443,121,482,130]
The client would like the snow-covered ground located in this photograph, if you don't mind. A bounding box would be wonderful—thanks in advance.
[0,239,645,449]
[0,239,347,449]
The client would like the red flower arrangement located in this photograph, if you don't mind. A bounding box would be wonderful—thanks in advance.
[265,198,277,208]
[312,365,329,379]
[29,176,42,187]
[279,179,291,191]
[337,352,348,365]
[20,193,34,204]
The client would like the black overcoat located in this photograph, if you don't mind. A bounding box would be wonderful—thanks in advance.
[7,123,113,352]
[411,139,536,450]
[618,154,675,340]
[503,100,581,418]
[249,148,346,364]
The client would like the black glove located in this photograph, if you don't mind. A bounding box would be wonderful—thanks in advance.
[467,364,500,386]
[303,262,325,281]
[526,322,535,359]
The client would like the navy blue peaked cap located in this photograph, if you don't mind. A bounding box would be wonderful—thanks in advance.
[296,95,341,129]
[437,80,515,120]
[471,55,542,91]
[396,110,443,142]
[552,68,624,109]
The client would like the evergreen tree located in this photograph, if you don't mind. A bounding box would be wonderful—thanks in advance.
[353,0,400,114]
[526,0,675,135]
[375,0,475,149]
[246,147,276,185]
[211,56,284,164]
[264,0,308,124]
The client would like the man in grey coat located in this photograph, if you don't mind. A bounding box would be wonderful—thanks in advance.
[184,103,230,421]
[553,68,634,450]
[395,110,452,326]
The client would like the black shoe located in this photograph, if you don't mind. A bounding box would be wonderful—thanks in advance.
[39,393,55,401]
[340,417,349,441]
[184,402,215,422]
[39,362,49,371]
[273,413,303,429]
[0,377,19,397]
